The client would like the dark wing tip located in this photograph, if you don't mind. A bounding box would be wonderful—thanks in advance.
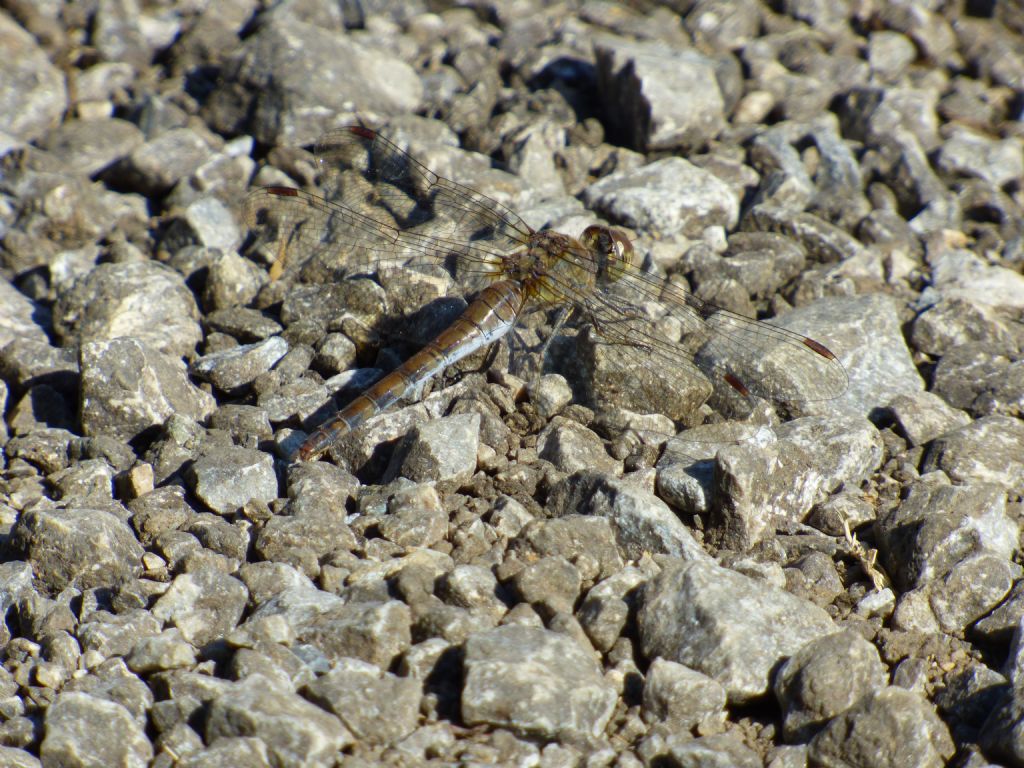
[724,373,751,397]
[264,186,299,197]
[348,126,377,140]
[802,336,838,361]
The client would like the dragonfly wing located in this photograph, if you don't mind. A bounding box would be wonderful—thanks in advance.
[243,127,536,288]
[315,127,533,271]
[558,257,848,419]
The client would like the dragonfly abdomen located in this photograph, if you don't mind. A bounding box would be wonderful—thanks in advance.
[295,280,526,461]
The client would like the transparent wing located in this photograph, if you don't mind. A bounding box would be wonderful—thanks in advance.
[243,126,534,284]
[533,247,849,416]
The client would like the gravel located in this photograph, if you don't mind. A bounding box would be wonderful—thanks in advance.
[1,1,1022,766]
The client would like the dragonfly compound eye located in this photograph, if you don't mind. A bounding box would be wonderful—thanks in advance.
[607,229,634,280]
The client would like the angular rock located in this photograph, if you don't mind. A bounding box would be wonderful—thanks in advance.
[594,37,726,153]
[151,569,249,648]
[207,16,422,147]
[385,412,480,489]
[462,625,616,739]
[548,471,713,563]
[774,629,889,742]
[303,657,421,745]
[808,687,954,768]
[0,12,67,140]
[40,691,152,768]
[709,415,882,549]
[638,560,836,703]
[79,337,216,443]
[885,390,972,447]
[251,589,412,668]
[376,484,448,549]
[582,156,739,239]
[205,674,352,767]
[54,260,202,358]
[110,127,216,196]
[186,446,278,515]
[642,658,727,731]
[10,506,144,593]
[577,567,646,653]
[920,415,1024,494]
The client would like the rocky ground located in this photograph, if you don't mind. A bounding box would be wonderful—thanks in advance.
[1,0,1024,766]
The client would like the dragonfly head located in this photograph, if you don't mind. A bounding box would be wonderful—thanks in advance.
[582,225,634,283]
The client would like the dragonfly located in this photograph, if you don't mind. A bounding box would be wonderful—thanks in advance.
[243,126,848,462]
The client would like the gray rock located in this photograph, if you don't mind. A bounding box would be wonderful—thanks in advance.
[126,628,197,674]
[205,674,352,766]
[251,589,412,668]
[0,13,67,141]
[151,569,249,648]
[48,458,115,503]
[78,610,161,659]
[177,737,270,768]
[461,625,616,739]
[237,561,316,608]
[749,127,816,212]
[774,629,889,742]
[0,299,56,367]
[664,732,762,768]
[577,567,646,653]
[711,415,883,549]
[885,390,972,447]
[932,344,1024,419]
[920,415,1024,494]
[202,249,264,312]
[10,506,144,593]
[41,118,146,177]
[186,446,278,515]
[929,552,1020,634]
[512,556,582,616]
[437,564,507,622]
[808,687,954,768]
[926,247,1024,312]
[314,333,357,375]
[503,119,564,199]
[385,412,480,489]
[593,38,726,153]
[638,560,836,703]
[548,472,712,563]
[980,684,1024,765]
[209,404,274,446]
[0,746,40,768]
[165,197,243,257]
[877,474,1017,585]
[54,261,202,358]
[910,296,1019,358]
[110,127,217,196]
[303,657,421,745]
[255,505,357,579]
[537,418,621,475]
[642,658,727,731]
[713,232,808,300]
[582,156,739,239]
[79,337,215,443]
[576,323,712,422]
[376,484,448,549]
[191,336,289,392]
[935,125,1024,189]
[61,658,153,728]
[777,294,922,421]
[40,691,152,768]
[207,16,422,147]
[206,307,283,342]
